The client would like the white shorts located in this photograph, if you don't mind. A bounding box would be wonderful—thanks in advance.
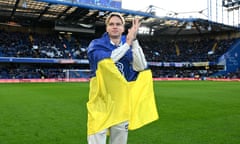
[88,121,129,144]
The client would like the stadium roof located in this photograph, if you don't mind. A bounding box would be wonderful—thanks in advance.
[0,0,239,36]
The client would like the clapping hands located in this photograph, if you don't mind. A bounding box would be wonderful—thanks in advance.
[126,18,141,45]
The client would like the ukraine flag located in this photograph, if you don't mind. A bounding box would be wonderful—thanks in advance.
[87,59,159,135]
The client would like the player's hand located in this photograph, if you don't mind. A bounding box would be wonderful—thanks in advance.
[126,18,141,45]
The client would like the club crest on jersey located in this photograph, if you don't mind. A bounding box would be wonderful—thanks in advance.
[115,62,124,75]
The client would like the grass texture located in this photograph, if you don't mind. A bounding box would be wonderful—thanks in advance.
[0,81,240,144]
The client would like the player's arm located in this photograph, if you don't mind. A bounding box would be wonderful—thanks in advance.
[131,40,147,71]
[110,43,130,62]
[127,18,147,71]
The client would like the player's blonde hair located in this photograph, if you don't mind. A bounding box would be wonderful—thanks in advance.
[105,12,125,25]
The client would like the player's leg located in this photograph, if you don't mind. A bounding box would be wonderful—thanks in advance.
[109,121,129,144]
[88,129,107,144]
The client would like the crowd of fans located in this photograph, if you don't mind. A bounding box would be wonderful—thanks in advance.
[0,29,239,79]
[0,30,89,59]
[139,36,236,62]
[138,36,240,79]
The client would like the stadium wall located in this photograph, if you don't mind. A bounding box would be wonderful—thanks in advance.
[1,77,239,83]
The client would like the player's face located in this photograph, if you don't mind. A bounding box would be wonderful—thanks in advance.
[106,16,124,39]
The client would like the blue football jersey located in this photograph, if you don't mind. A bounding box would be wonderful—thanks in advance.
[87,32,138,81]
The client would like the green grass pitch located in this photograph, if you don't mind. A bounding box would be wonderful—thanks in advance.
[0,81,240,144]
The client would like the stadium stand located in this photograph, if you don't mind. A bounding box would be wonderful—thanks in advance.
[0,0,240,81]
[0,29,90,59]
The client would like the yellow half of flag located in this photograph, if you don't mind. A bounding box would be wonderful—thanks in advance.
[87,59,159,135]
